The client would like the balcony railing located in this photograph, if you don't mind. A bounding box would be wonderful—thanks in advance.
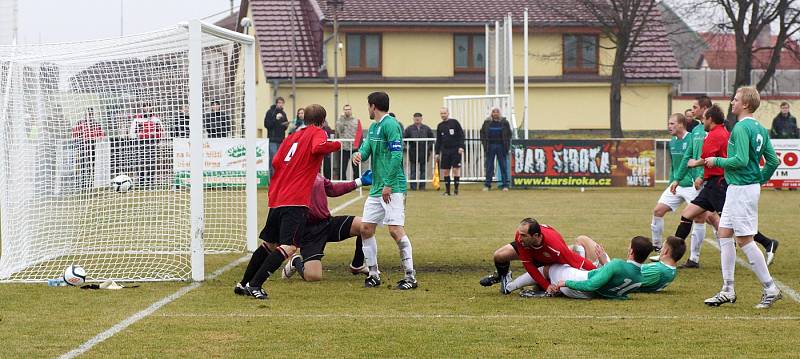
[679,69,800,96]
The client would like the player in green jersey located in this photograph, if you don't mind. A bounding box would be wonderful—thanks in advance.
[545,236,653,299]
[704,86,781,309]
[352,91,417,290]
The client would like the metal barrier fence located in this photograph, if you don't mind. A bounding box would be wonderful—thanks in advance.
[272,138,674,186]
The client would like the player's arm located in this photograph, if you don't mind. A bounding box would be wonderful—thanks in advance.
[521,260,550,289]
[435,125,442,154]
[713,126,748,169]
[565,261,618,292]
[383,122,404,188]
[358,130,372,161]
[323,177,357,197]
[456,121,466,151]
[549,235,596,270]
[311,130,342,155]
[673,140,692,183]
[760,137,780,183]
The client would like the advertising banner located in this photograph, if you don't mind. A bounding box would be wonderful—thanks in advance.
[510,139,655,187]
[173,138,269,187]
[762,139,800,189]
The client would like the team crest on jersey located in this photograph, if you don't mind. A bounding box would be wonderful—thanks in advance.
[542,252,551,258]
[449,129,455,135]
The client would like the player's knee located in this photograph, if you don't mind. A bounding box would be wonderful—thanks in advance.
[653,207,668,217]
[303,272,322,282]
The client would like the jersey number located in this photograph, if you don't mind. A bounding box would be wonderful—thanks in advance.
[609,278,641,296]
[283,142,298,162]
[755,134,764,152]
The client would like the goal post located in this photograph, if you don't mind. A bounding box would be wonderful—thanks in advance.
[0,20,257,282]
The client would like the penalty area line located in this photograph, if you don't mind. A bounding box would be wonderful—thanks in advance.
[704,238,800,303]
[60,192,363,359]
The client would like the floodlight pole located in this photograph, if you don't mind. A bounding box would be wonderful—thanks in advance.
[329,0,344,123]
[523,9,529,139]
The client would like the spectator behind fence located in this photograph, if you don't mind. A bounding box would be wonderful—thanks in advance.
[480,107,512,191]
[321,118,335,178]
[130,103,164,188]
[72,107,105,189]
[770,102,798,139]
[404,112,434,190]
[172,104,190,138]
[435,107,465,196]
[288,108,305,135]
[204,100,232,138]
[264,97,288,176]
[336,104,361,180]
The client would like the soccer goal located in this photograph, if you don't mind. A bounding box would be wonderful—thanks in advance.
[0,20,258,282]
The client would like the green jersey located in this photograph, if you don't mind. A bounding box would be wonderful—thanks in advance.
[358,114,407,197]
[565,259,643,299]
[637,262,676,292]
[714,117,779,185]
[668,132,693,187]
[673,123,705,184]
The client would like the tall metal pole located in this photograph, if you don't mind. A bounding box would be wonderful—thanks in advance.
[494,21,500,96]
[485,24,489,95]
[290,0,298,117]
[120,0,124,37]
[523,9,529,139]
[333,10,340,124]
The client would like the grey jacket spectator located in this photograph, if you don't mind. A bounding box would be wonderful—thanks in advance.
[336,105,360,151]
[479,116,513,153]
[771,112,798,139]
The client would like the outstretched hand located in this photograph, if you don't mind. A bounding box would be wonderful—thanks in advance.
[359,170,373,186]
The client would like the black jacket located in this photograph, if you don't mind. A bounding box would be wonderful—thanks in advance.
[172,113,190,138]
[204,111,232,138]
[264,105,288,142]
[435,119,465,154]
[479,117,512,152]
[404,124,435,159]
[770,113,799,139]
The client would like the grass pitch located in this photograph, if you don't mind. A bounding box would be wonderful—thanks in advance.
[1,186,798,358]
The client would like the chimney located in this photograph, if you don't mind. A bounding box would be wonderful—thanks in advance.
[755,26,771,48]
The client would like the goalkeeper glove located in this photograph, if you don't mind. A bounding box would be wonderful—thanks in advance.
[355,170,372,187]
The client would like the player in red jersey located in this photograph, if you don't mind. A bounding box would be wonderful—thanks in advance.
[479,218,596,294]
[238,104,341,300]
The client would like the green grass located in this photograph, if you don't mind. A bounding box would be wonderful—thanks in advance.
[1,186,799,358]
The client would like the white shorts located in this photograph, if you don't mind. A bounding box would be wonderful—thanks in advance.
[362,194,406,226]
[657,185,699,211]
[719,184,760,236]
[548,264,594,299]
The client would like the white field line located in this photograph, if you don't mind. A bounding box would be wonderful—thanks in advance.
[155,312,800,322]
[60,193,363,359]
[704,238,800,303]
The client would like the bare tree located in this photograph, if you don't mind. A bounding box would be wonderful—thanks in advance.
[555,0,663,137]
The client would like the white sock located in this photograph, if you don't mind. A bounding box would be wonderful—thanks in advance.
[651,216,664,248]
[719,237,736,293]
[690,223,705,262]
[741,241,777,292]
[505,272,535,292]
[362,236,379,276]
[396,236,414,277]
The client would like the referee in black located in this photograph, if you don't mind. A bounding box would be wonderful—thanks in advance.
[435,107,465,196]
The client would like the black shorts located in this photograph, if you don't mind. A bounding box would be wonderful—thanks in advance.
[440,150,462,169]
[691,176,728,213]
[299,216,356,262]
[510,241,545,268]
[259,206,308,246]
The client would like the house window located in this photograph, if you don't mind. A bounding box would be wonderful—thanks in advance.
[563,34,598,73]
[346,34,381,72]
[454,34,486,72]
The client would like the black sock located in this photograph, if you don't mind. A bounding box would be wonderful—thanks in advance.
[240,244,270,285]
[495,261,510,277]
[351,236,365,268]
[249,248,288,287]
[675,216,693,240]
[454,176,460,192]
[445,176,451,194]
[292,256,305,280]
[754,232,773,250]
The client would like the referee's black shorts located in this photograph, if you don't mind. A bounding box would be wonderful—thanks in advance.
[299,216,356,262]
[440,150,462,169]
[259,206,308,246]
[691,176,728,213]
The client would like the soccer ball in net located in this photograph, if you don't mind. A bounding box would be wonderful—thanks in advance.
[111,174,133,193]
[63,265,87,286]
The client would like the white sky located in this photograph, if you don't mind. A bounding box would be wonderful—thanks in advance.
[16,0,241,45]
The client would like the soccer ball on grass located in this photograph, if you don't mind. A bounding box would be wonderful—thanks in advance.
[111,174,133,193]
[63,265,87,286]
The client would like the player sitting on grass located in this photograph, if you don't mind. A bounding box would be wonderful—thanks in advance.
[479,218,596,294]
[637,236,685,293]
[235,171,372,294]
[544,236,653,299]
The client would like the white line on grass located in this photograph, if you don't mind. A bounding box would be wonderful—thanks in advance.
[704,238,800,303]
[60,192,363,359]
[155,312,800,321]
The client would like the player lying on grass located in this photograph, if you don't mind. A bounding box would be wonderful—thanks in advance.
[479,218,596,294]
[235,171,372,295]
[544,236,653,299]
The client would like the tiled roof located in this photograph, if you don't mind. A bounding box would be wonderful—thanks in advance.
[251,0,680,80]
[214,11,240,31]
[252,0,323,78]
[698,33,800,70]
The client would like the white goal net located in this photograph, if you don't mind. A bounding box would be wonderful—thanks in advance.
[0,21,257,282]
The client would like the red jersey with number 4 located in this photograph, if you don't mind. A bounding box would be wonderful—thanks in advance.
[268,126,341,208]
[701,125,729,179]
[514,224,597,289]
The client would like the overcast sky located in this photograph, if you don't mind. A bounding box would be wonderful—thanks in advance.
[16,0,240,45]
